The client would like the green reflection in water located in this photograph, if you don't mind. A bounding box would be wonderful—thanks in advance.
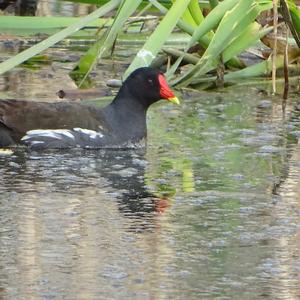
[145,87,296,197]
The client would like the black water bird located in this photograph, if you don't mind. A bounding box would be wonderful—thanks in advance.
[0,67,179,149]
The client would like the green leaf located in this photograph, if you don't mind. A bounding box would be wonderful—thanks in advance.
[173,0,267,86]
[166,0,239,78]
[72,0,143,84]
[191,55,285,84]
[124,0,192,78]
[286,0,300,47]
[224,55,284,80]
[0,0,121,75]
[0,16,108,30]
[223,24,272,63]
[203,1,257,57]
[188,0,240,47]
[149,0,192,35]
[172,0,198,28]
[188,0,205,25]
[149,0,211,47]
[288,0,300,33]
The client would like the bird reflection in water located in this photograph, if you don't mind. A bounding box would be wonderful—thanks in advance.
[0,149,172,230]
[92,149,172,218]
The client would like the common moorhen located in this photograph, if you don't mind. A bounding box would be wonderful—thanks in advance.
[0,67,179,149]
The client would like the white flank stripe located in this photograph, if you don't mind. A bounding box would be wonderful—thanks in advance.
[73,127,104,139]
[30,141,45,145]
[22,129,75,140]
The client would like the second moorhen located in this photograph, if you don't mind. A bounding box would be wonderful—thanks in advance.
[0,67,179,149]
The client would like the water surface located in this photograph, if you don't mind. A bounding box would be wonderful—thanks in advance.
[0,85,300,299]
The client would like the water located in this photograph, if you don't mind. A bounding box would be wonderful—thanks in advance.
[1,2,300,297]
[0,84,300,299]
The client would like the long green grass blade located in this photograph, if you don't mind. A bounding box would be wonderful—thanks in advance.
[166,0,239,78]
[0,0,121,76]
[181,23,272,73]
[124,0,192,78]
[149,0,210,47]
[171,0,198,28]
[188,0,239,46]
[286,0,300,47]
[203,1,256,57]
[191,55,284,84]
[150,0,193,35]
[72,0,142,83]
[0,16,108,30]
[173,0,266,86]
[188,0,205,25]
[223,24,272,63]
[0,16,112,35]
[288,0,300,33]
[224,55,284,80]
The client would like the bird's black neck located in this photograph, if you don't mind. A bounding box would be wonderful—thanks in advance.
[112,84,150,113]
[101,86,148,142]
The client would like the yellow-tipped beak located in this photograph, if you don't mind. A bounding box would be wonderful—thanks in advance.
[168,96,180,105]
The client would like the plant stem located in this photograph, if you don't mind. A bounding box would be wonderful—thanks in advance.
[280,0,300,48]
[272,0,278,94]
[282,26,289,108]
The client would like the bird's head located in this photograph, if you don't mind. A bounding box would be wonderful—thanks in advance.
[119,67,180,108]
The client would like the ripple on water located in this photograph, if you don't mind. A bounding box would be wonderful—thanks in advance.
[0,86,300,299]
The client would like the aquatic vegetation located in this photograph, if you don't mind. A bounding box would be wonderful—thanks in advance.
[0,0,299,89]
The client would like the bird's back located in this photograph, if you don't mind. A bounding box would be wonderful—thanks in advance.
[0,99,107,147]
